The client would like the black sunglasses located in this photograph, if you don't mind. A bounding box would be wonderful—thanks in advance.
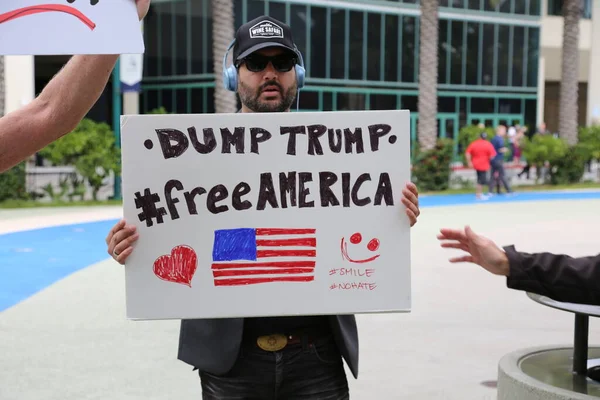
[237,54,298,73]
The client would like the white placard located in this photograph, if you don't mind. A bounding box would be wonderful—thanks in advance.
[0,0,144,55]
[121,110,412,320]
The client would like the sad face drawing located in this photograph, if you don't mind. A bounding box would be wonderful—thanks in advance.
[0,0,143,55]
[0,1,100,30]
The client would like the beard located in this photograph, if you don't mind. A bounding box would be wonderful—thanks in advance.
[238,80,297,113]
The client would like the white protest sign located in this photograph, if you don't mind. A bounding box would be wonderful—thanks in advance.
[0,0,144,55]
[121,110,412,320]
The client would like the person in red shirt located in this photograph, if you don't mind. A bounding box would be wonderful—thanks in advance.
[465,132,497,200]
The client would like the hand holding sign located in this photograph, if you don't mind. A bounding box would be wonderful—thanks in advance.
[133,0,150,21]
[107,182,420,265]
[0,0,145,55]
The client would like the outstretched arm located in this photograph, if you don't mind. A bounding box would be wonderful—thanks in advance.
[0,54,118,172]
[0,0,150,173]
[504,247,600,305]
[438,226,600,305]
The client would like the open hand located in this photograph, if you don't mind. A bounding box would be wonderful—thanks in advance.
[401,182,420,227]
[106,219,139,265]
[437,225,510,276]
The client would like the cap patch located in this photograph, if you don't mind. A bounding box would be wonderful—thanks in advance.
[249,20,284,39]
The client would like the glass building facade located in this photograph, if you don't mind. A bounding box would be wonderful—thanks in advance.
[141,0,542,156]
[547,0,592,19]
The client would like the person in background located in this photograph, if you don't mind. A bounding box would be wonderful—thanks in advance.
[507,125,517,162]
[512,127,525,166]
[105,15,422,399]
[465,132,496,200]
[488,125,514,195]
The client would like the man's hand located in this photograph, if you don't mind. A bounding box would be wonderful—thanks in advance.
[136,0,151,21]
[437,225,510,276]
[106,219,139,265]
[401,182,420,227]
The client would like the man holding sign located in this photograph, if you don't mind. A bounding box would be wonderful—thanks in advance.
[0,0,150,173]
[107,16,420,399]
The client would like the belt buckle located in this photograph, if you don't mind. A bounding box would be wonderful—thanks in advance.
[257,334,288,351]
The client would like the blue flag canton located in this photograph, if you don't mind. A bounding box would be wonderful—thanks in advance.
[212,228,257,261]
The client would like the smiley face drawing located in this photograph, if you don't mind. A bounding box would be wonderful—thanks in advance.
[340,232,380,264]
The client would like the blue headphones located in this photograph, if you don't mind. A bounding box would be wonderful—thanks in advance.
[222,39,306,92]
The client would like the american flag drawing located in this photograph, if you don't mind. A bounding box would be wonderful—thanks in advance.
[211,228,317,286]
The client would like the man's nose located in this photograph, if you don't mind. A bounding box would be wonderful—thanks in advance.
[262,62,279,80]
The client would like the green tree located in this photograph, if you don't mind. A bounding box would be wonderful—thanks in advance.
[412,138,454,191]
[39,119,121,201]
[578,125,600,161]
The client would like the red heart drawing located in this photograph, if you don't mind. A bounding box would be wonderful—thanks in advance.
[153,245,197,287]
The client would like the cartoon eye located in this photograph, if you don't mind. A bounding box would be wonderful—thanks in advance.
[367,238,380,252]
[66,0,100,5]
[350,232,362,244]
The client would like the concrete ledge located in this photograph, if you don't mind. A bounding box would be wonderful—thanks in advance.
[498,346,600,399]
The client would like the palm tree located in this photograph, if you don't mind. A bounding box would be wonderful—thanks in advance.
[212,0,238,113]
[559,0,582,145]
[0,56,4,118]
[417,0,439,151]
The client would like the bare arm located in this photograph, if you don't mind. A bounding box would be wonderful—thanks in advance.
[0,54,118,173]
[0,0,150,173]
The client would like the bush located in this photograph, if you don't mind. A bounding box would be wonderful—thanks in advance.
[147,106,169,114]
[550,144,588,185]
[38,119,120,200]
[520,134,566,164]
[411,138,454,191]
[0,162,27,202]
[578,126,600,162]
[520,134,588,184]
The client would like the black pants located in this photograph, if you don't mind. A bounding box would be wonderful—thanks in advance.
[518,164,530,179]
[199,333,349,400]
[489,159,511,193]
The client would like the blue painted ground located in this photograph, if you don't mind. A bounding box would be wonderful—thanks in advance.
[419,189,600,207]
[0,219,118,312]
[1,189,600,313]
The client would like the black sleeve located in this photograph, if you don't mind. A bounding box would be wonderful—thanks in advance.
[504,245,600,305]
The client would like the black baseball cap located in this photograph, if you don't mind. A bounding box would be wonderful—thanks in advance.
[233,16,299,63]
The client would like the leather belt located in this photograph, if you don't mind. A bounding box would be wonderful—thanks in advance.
[248,332,323,352]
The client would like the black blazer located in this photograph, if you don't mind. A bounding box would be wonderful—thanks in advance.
[504,245,600,305]
[177,315,359,378]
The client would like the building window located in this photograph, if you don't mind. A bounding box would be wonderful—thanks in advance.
[548,0,592,19]
[139,0,541,137]
[437,0,541,15]
[401,16,418,83]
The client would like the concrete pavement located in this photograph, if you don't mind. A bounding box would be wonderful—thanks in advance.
[1,197,600,399]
